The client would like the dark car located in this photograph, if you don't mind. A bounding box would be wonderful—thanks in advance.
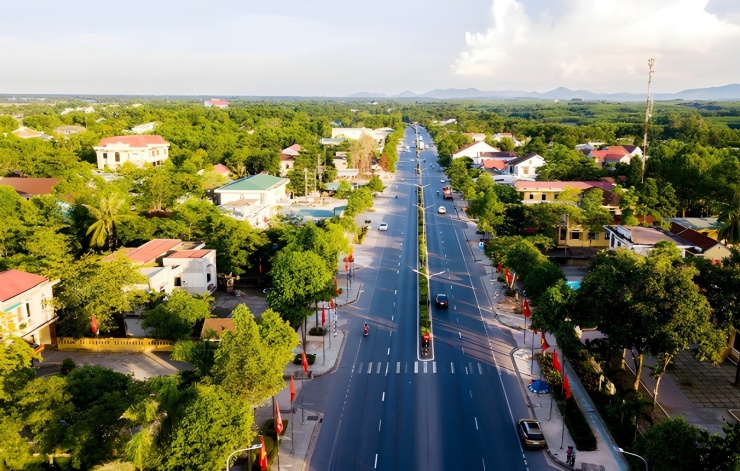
[435,293,449,309]
[518,419,546,449]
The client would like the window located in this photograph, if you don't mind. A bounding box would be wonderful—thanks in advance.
[115,152,120,162]
[588,232,597,240]
[25,303,31,319]
[541,193,547,201]
[174,277,181,287]
[529,193,534,200]
[559,227,567,241]
[523,166,530,175]
[571,231,581,240]
[604,232,610,240]
[103,152,108,159]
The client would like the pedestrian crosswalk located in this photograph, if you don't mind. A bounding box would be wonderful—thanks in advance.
[355,361,491,376]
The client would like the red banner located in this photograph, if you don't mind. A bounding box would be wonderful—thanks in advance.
[321,307,326,326]
[553,351,562,373]
[290,375,296,403]
[563,375,572,399]
[522,299,531,318]
[91,315,99,335]
[259,435,268,470]
[275,399,284,435]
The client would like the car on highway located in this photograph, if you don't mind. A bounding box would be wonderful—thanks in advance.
[440,179,446,183]
[438,206,446,214]
[517,419,547,449]
[378,222,388,231]
[435,293,449,309]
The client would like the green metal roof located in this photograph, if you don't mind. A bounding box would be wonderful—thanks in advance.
[217,174,288,192]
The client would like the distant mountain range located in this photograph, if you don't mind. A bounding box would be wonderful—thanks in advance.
[349,84,740,101]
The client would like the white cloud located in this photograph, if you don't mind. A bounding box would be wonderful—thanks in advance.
[452,0,740,92]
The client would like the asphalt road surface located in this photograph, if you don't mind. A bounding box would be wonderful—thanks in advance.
[306,127,553,470]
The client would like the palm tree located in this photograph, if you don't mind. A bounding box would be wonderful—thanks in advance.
[84,192,132,250]
[717,196,740,245]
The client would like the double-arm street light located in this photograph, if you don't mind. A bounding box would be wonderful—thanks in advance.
[226,442,263,471]
[619,448,648,471]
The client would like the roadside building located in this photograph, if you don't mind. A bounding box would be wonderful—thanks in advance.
[94,135,170,170]
[0,270,59,349]
[0,177,60,199]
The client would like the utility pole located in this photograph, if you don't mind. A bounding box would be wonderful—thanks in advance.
[641,58,655,184]
[304,168,308,199]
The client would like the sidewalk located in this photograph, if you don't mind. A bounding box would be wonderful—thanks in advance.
[452,194,630,471]
[251,248,365,471]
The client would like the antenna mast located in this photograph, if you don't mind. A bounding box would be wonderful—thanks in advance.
[641,58,655,183]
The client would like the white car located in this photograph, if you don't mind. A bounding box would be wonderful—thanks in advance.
[378,223,389,231]
[438,206,447,214]
[440,179,446,183]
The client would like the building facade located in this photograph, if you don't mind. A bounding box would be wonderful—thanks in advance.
[0,270,59,348]
[94,135,170,170]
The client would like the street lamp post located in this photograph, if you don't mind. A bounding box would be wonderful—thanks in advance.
[619,448,648,471]
[225,442,263,471]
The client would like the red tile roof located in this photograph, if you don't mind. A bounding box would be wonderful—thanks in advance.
[208,99,230,106]
[0,270,48,302]
[127,239,182,263]
[165,250,212,259]
[514,181,616,192]
[483,159,507,170]
[213,164,231,176]
[0,177,60,197]
[670,223,723,252]
[97,135,168,147]
[201,318,236,339]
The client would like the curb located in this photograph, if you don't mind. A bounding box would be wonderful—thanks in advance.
[301,410,324,471]
[313,330,348,378]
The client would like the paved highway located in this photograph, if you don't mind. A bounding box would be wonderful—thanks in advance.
[306,126,553,470]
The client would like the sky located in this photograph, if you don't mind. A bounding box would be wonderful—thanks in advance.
[1,0,739,96]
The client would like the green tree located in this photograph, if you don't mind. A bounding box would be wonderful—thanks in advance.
[335,180,352,199]
[54,255,148,336]
[142,290,213,340]
[212,306,297,404]
[580,188,614,246]
[344,187,374,217]
[631,417,700,471]
[717,195,740,244]
[531,281,582,358]
[0,336,40,404]
[267,250,334,339]
[164,384,254,471]
[84,191,134,250]
[366,175,385,193]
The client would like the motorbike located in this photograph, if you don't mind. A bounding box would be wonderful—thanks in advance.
[363,325,369,337]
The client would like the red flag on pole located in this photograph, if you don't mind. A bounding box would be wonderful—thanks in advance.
[505,268,513,286]
[302,350,309,373]
[259,435,268,470]
[522,299,531,318]
[274,399,284,435]
[334,277,340,295]
[533,328,538,335]
[290,375,296,403]
[345,260,349,271]
[563,375,572,399]
[330,299,335,309]
[91,315,99,335]
[541,336,550,352]
[321,307,326,326]
[553,350,562,373]
[496,262,502,273]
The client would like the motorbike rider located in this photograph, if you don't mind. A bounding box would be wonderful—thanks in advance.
[363,322,369,334]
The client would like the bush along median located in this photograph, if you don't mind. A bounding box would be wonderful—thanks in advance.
[418,187,432,355]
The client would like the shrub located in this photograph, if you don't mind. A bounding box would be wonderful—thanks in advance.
[293,353,316,365]
[309,327,327,336]
[60,357,77,375]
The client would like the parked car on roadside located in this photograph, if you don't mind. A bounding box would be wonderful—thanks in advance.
[517,419,546,449]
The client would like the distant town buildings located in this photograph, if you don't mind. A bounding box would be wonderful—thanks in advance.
[93,135,170,170]
[11,126,52,140]
[204,99,230,109]
[130,122,158,134]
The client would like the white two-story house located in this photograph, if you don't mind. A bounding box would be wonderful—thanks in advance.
[94,135,170,170]
[163,250,218,294]
[0,270,59,348]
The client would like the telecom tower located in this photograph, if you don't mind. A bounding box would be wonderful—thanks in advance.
[641,58,655,183]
